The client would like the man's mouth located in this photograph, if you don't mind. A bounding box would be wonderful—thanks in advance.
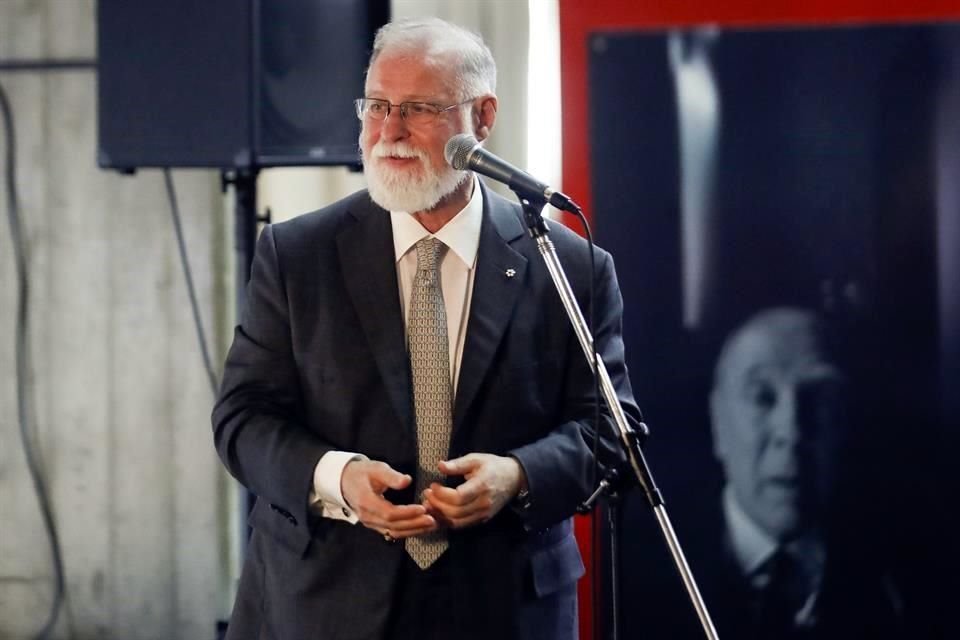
[377,154,420,168]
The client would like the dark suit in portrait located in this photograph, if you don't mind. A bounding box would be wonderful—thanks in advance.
[630,493,908,640]
[618,308,909,640]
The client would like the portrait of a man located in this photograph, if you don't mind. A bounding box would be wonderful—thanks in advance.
[705,308,898,637]
[591,23,957,639]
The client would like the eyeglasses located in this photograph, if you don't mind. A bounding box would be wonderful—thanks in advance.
[354,97,474,125]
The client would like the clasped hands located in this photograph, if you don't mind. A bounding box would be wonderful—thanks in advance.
[340,453,526,540]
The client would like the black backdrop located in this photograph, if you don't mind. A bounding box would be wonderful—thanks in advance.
[589,22,959,639]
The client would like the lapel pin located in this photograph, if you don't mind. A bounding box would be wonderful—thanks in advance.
[505,268,516,278]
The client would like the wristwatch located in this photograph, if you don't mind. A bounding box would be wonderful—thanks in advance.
[512,487,532,513]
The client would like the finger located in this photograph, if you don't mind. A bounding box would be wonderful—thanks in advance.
[430,503,490,529]
[385,524,438,539]
[358,497,425,527]
[386,514,438,535]
[425,483,470,506]
[426,478,485,505]
[446,510,489,529]
[383,518,442,539]
[420,496,448,524]
[424,487,490,520]
[343,461,411,510]
[422,488,458,521]
[439,454,482,477]
[371,464,413,491]
[453,476,486,503]
[380,503,429,521]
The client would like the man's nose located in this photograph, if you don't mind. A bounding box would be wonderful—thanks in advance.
[769,389,801,446]
[380,106,409,141]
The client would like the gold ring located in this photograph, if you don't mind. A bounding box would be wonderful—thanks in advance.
[383,532,394,543]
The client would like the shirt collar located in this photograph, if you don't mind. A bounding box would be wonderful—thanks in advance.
[390,176,483,268]
[722,485,826,581]
[722,485,779,576]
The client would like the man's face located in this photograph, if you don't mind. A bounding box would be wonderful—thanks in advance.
[710,311,846,541]
[360,50,473,213]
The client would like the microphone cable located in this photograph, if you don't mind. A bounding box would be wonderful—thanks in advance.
[563,205,602,499]
[566,204,607,640]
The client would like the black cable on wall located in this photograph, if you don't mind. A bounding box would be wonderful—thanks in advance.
[2,57,222,638]
[164,167,220,398]
[0,56,100,640]
[1,79,67,640]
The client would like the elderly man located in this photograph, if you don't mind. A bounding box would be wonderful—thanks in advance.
[213,17,639,640]
[710,307,848,563]
[626,307,910,639]
[702,307,903,639]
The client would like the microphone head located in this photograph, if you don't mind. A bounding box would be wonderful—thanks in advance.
[444,133,480,170]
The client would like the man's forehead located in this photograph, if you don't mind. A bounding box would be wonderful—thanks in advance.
[739,358,842,387]
[719,312,837,382]
[365,49,459,97]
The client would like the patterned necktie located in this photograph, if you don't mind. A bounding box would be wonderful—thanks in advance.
[405,237,451,569]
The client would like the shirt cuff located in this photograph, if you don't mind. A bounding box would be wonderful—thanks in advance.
[310,450,367,524]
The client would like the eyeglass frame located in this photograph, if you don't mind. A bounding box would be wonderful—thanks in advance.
[354,97,476,124]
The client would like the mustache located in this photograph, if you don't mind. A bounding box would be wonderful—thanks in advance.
[371,141,427,161]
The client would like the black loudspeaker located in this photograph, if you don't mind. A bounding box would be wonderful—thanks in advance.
[97,0,389,171]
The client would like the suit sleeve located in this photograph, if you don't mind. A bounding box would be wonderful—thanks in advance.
[508,249,641,531]
[212,225,333,539]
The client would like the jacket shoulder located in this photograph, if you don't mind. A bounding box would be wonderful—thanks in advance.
[270,189,377,246]
[483,183,605,259]
[544,212,613,266]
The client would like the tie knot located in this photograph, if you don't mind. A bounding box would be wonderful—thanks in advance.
[766,548,796,580]
[415,237,443,273]
[757,547,812,620]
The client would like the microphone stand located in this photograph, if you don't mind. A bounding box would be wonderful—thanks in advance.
[517,196,719,640]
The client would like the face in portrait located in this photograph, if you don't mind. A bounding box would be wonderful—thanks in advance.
[710,308,848,542]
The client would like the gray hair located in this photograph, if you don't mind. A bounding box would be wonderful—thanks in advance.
[369,17,497,100]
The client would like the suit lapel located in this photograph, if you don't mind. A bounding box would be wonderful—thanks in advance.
[452,186,528,435]
[336,199,414,435]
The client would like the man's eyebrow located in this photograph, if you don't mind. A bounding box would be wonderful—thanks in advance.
[797,363,845,381]
[740,362,776,383]
[363,93,448,102]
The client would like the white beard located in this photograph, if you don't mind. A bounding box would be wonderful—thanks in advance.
[363,139,469,213]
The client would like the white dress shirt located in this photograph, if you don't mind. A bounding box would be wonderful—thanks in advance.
[310,178,483,523]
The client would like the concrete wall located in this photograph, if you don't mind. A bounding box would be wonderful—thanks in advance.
[0,1,539,638]
[0,2,231,638]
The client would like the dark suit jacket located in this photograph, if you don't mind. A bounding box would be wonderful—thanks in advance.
[620,485,910,640]
[212,182,641,640]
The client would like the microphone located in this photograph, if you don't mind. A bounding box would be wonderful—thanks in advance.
[444,134,578,212]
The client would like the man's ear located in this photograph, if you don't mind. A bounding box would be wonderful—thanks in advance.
[473,96,498,142]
